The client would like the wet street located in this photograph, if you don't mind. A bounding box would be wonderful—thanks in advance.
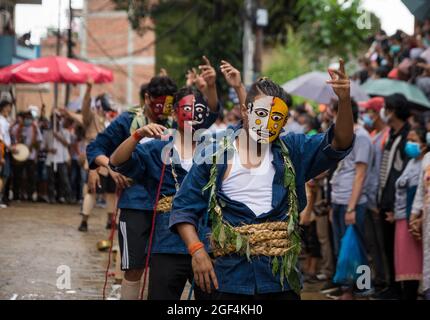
[0,202,325,300]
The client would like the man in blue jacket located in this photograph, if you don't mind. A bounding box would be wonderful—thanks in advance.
[169,59,355,300]
[85,75,178,300]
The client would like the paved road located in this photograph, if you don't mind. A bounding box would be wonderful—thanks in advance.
[0,202,326,300]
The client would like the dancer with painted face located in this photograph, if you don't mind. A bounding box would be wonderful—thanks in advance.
[109,79,220,299]
[85,75,178,300]
[169,59,355,300]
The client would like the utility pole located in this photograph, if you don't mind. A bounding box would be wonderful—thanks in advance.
[54,0,61,112]
[243,0,255,87]
[254,1,267,77]
[65,0,73,106]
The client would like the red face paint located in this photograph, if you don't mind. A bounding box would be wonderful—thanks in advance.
[177,95,195,130]
[149,95,173,120]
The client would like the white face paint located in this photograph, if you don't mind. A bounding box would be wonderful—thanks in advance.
[247,96,289,143]
[248,96,273,143]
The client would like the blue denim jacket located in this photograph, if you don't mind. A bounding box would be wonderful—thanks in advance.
[86,111,152,211]
[111,138,212,254]
[169,125,353,295]
[86,107,220,211]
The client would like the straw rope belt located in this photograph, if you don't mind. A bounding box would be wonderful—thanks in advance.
[213,221,292,257]
[156,196,173,213]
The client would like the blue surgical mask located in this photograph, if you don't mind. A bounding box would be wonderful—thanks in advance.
[426,132,430,146]
[362,114,374,128]
[404,141,421,158]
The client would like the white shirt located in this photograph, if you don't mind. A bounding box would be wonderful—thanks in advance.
[0,115,11,147]
[22,124,43,160]
[43,128,71,165]
[221,142,275,216]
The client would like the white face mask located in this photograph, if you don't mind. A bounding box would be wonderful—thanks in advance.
[379,107,389,124]
[247,96,289,144]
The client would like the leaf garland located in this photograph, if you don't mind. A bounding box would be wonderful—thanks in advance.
[203,136,302,295]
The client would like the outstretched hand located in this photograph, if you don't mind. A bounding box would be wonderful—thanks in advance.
[327,58,350,100]
[220,60,242,88]
[198,56,216,88]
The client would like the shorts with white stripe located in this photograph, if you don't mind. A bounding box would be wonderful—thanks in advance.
[118,209,152,270]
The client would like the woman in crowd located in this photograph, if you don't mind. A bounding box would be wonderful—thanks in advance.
[393,127,426,300]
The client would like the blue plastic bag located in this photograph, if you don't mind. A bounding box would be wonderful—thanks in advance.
[333,225,368,285]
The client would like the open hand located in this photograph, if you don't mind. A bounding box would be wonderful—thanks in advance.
[327,58,350,100]
[108,168,131,190]
[192,248,219,293]
[220,60,242,88]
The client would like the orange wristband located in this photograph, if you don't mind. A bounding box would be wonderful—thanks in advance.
[132,131,143,141]
[188,242,204,256]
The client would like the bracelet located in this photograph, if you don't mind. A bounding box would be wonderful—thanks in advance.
[132,130,144,141]
[188,242,204,256]
[346,208,355,213]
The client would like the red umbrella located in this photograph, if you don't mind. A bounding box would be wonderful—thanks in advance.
[0,56,113,84]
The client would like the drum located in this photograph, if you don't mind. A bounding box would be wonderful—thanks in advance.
[12,143,30,162]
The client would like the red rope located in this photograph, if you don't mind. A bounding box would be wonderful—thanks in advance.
[102,188,122,300]
[140,162,167,299]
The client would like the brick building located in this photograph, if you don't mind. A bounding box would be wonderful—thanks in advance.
[15,0,155,114]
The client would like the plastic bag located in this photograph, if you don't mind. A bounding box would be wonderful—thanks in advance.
[333,225,368,285]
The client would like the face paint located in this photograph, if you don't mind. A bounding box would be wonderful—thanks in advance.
[176,94,210,131]
[149,95,174,121]
[248,96,289,143]
[177,95,195,130]
[192,95,210,131]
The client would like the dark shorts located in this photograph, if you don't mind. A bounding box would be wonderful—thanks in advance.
[99,175,116,193]
[118,209,152,270]
[148,253,210,300]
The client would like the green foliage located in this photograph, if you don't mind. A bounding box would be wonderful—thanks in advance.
[295,0,377,59]
[264,28,312,84]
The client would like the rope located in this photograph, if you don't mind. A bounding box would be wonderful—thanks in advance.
[102,188,122,300]
[140,162,167,300]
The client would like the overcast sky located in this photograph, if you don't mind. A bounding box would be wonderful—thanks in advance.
[15,0,415,44]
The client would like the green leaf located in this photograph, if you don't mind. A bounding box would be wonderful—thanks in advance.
[219,224,226,248]
[235,235,243,252]
[245,241,251,261]
[272,257,279,276]
[287,268,301,295]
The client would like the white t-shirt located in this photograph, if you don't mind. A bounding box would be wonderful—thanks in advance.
[43,128,71,165]
[0,115,11,147]
[221,142,275,216]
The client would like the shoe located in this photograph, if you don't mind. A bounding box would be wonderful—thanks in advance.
[354,287,375,298]
[106,284,121,300]
[58,197,66,204]
[78,221,88,232]
[326,288,343,300]
[106,216,113,230]
[371,287,400,300]
[304,274,319,284]
[0,202,8,209]
[316,273,329,281]
[320,281,339,294]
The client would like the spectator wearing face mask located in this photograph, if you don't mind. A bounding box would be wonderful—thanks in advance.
[375,93,411,300]
[393,127,427,300]
[360,97,390,290]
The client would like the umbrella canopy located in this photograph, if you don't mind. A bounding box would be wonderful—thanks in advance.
[401,0,430,21]
[361,78,430,108]
[282,71,369,104]
[0,56,113,84]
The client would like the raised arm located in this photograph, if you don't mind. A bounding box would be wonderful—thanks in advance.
[81,80,94,127]
[220,60,246,106]
[198,56,218,113]
[327,58,354,151]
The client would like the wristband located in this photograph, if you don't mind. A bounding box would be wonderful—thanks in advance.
[188,242,204,256]
[132,130,144,141]
[346,208,355,213]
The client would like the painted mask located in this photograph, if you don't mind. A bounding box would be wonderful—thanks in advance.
[176,94,210,131]
[247,96,289,143]
[149,95,174,120]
